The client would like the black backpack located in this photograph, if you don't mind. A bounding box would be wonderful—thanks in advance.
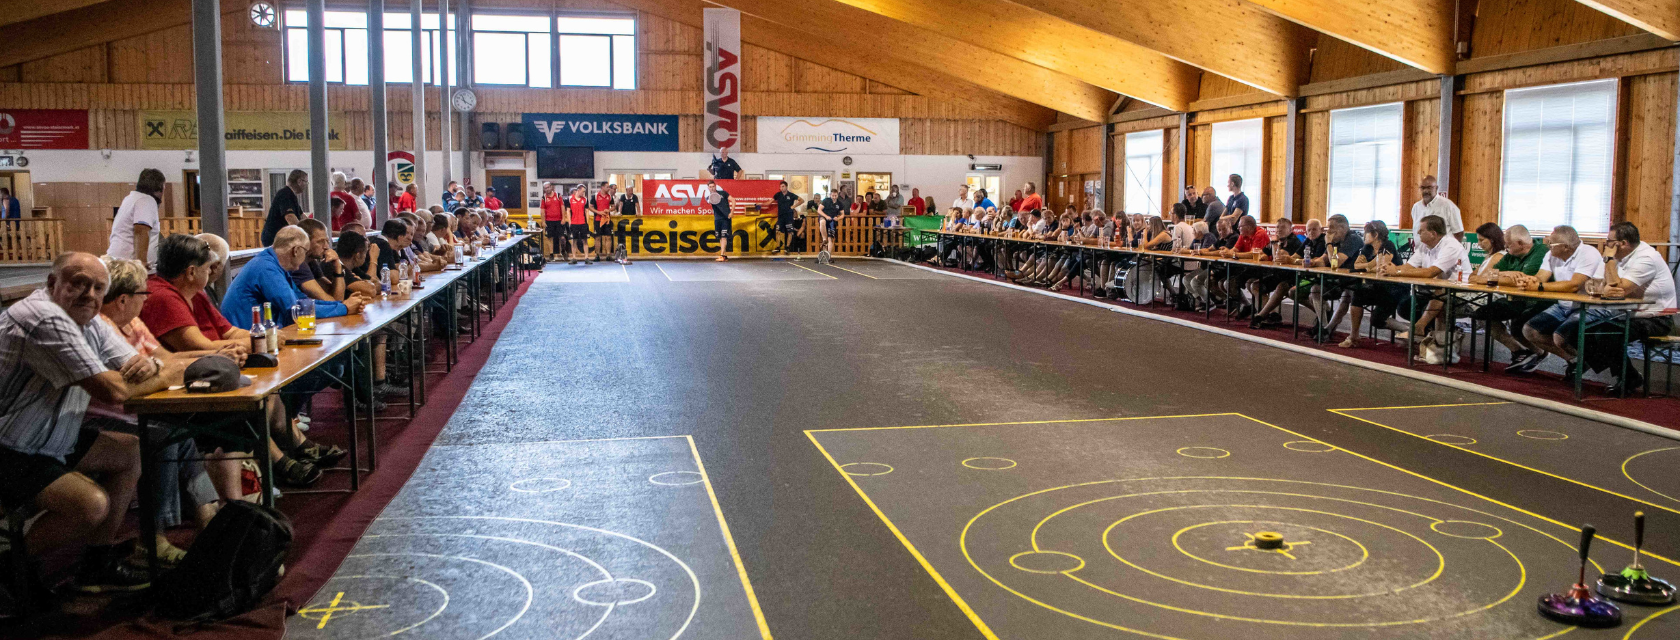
[154,500,293,621]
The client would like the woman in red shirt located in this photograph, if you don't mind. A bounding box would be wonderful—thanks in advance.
[540,182,566,260]
[566,185,589,265]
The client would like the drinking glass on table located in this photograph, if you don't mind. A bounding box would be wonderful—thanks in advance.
[291,298,316,335]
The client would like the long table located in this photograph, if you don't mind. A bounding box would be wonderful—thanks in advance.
[926,228,1648,399]
[122,232,539,584]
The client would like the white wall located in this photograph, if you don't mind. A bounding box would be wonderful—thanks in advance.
[19,149,1042,215]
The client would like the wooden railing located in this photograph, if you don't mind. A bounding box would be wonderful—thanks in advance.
[0,218,66,263]
[105,216,266,251]
[799,215,907,255]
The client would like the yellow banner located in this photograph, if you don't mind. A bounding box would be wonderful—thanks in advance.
[139,110,348,150]
[586,215,783,256]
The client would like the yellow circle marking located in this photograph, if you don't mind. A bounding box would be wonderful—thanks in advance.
[1425,434,1478,446]
[1008,550,1085,574]
[1112,507,1441,599]
[840,462,894,477]
[1621,603,1680,639]
[1177,447,1230,459]
[1431,520,1504,540]
[962,477,1606,633]
[1623,448,1680,504]
[1170,519,1370,576]
[1284,440,1338,453]
[962,457,1018,471]
[1516,430,1569,441]
[299,591,392,630]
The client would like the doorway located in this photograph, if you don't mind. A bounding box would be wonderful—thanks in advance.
[184,170,200,217]
[856,172,892,200]
[487,170,526,219]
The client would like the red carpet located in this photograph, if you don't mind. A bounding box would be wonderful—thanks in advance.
[18,270,535,640]
[930,264,1678,428]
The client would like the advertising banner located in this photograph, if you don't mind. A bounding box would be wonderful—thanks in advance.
[645,179,782,215]
[520,113,680,151]
[756,117,899,155]
[0,109,89,149]
[140,110,347,150]
[606,214,780,256]
[701,8,741,153]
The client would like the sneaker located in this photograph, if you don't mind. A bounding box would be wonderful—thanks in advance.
[1606,369,1646,396]
[1506,349,1535,370]
[1505,351,1547,375]
[295,441,347,467]
[71,546,151,594]
[1560,360,1583,384]
[276,457,323,487]
[373,381,407,398]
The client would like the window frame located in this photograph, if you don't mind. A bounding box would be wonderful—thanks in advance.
[1326,102,1404,228]
[282,8,458,86]
[1209,118,1265,221]
[553,14,637,90]
[1496,78,1619,235]
[469,12,552,88]
[1122,129,1165,216]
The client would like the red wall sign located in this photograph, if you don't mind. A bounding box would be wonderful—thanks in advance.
[646,179,783,215]
[0,109,89,149]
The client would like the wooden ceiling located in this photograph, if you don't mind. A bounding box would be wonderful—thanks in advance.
[4,0,1676,126]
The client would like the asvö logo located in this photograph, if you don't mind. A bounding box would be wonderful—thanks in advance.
[653,182,713,207]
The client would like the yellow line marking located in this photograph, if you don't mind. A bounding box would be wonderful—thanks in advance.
[788,261,838,279]
[1332,401,1512,412]
[1330,407,1680,525]
[804,429,1001,640]
[1293,412,1680,568]
[686,435,774,640]
[1622,448,1680,504]
[299,591,390,629]
[1622,604,1680,638]
[824,262,878,279]
[807,412,1240,433]
[654,262,673,281]
[432,434,690,447]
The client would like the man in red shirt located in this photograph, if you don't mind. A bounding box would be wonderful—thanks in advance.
[591,183,618,263]
[1008,189,1024,213]
[565,185,589,265]
[907,188,926,215]
[540,182,566,260]
[397,184,417,213]
[1019,182,1044,212]
[1218,215,1271,317]
[483,187,503,211]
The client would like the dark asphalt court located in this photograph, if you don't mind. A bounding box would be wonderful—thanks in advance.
[308,258,1680,639]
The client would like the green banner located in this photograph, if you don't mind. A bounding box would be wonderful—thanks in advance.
[902,215,943,247]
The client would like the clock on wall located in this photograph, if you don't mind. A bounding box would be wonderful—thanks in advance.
[249,1,277,29]
[450,89,478,113]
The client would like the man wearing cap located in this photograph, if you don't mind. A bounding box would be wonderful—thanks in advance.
[707,180,732,262]
[0,252,184,593]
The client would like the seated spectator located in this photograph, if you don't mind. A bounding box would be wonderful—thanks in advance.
[1302,215,1367,341]
[196,232,232,306]
[1249,218,1304,328]
[221,226,362,330]
[295,218,344,302]
[1374,215,1465,346]
[0,253,181,593]
[1466,224,1549,369]
[1589,222,1678,393]
[144,235,251,356]
[1513,225,1605,377]
[1337,219,1404,348]
[333,231,379,299]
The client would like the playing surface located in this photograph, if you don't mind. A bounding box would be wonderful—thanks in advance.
[304,259,1680,639]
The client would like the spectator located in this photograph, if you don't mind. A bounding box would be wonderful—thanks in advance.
[907,188,926,215]
[458,186,483,209]
[144,235,251,357]
[1590,222,1678,394]
[1020,183,1043,212]
[1224,174,1250,221]
[329,172,359,232]
[0,253,179,592]
[1200,187,1227,234]
[1008,190,1025,213]
[0,186,20,221]
[295,218,347,301]
[974,189,996,210]
[334,230,378,299]
[708,147,742,180]
[484,187,503,211]
[1377,215,1467,347]
[1513,225,1605,377]
[1304,215,1368,342]
[1249,218,1306,329]
[357,179,376,221]
[1178,184,1206,222]
[262,169,307,247]
[952,184,974,211]
[441,180,460,210]
[107,168,167,269]
[1467,224,1549,369]
[194,233,232,306]
[885,185,904,213]
[386,181,404,220]
[221,226,360,332]
[397,183,418,213]
[1410,175,1464,242]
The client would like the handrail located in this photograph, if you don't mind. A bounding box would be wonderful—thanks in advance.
[0,218,65,264]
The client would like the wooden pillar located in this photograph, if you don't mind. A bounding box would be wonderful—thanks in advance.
[1282,98,1301,221]
[306,0,331,218]
[1437,74,1462,197]
[1176,113,1188,198]
[409,0,428,209]
[1670,67,1680,262]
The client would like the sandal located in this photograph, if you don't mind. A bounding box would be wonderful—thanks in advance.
[276,457,323,487]
[295,441,347,467]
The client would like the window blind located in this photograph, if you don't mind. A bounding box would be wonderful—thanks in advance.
[1211,118,1263,220]
[1328,103,1402,226]
[1500,79,1616,235]
[1123,130,1164,216]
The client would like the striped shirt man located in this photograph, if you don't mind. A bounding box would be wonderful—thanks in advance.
[0,289,134,460]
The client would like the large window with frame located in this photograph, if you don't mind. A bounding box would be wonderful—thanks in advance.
[471,14,551,87]
[1210,118,1264,220]
[284,10,458,85]
[1122,129,1164,216]
[555,16,636,89]
[1499,79,1616,235]
[1328,102,1402,226]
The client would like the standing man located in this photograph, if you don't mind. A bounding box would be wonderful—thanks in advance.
[907,188,926,215]
[565,185,589,265]
[952,184,975,211]
[108,168,166,269]
[483,187,503,211]
[1178,184,1206,221]
[885,185,904,214]
[1200,187,1227,236]
[820,187,845,255]
[1020,182,1043,212]
[1410,175,1464,242]
[385,181,404,220]
[707,181,733,262]
[772,180,804,255]
[0,187,20,221]
[592,182,617,263]
[263,169,308,247]
[441,181,460,210]
[616,182,639,265]
[459,186,483,209]
[709,147,742,180]
[397,183,418,213]
[1224,174,1250,222]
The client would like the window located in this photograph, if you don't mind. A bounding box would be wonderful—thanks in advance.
[1328,103,1402,226]
[1210,118,1264,220]
[471,14,551,88]
[284,10,457,86]
[1500,79,1616,235]
[964,175,1002,205]
[766,173,832,202]
[606,171,673,198]
[556,16,636,89]
[1123,130,1164,216]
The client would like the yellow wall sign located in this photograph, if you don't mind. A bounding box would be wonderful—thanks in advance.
[139,111,347,150]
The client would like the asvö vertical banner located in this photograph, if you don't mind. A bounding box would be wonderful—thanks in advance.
[702,8,741,153]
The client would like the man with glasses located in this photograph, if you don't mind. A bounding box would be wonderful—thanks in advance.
[1570,222,1675,394]
[1512,225,1604,378]
[1409,176,1464,242]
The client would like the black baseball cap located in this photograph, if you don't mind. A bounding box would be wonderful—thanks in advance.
[184,355,254,394]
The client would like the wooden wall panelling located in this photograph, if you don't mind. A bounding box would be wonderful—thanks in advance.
[744,45,794,93]
[1470,0,1643,58]
[108,25,192,84]
[1460,48,1678,94]
[1401,98,1441,227]
[1070,126,1103,175]
[793,58,868,93]
[1051,130,1071,176]
[1188,124,1211,193]
[1197,73,1255,101]
[1307,33,1407,84]
[867,81,911,95]
[1302,80,1440,112]
[1191,102,1288,124]
[1300,111,1330,222]
[640,12,702,52]
[1161,125,1180,216]
[1111,115,1182,134]
[640,52,701,91]
[1454,92,1505,236]
[1264,116,1287,222]
[19,45,106,83]
[1620,71,1676,242]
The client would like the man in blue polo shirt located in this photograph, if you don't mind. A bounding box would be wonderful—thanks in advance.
[222,226,365,329]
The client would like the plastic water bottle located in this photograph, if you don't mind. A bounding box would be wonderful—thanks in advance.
[379,265,391,297]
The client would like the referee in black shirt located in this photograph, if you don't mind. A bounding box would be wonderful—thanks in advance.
[709,147,742,180]
[708,181,732,261]
[771,181,803,254]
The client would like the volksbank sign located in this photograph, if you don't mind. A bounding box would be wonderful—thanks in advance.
[520,113,680,151]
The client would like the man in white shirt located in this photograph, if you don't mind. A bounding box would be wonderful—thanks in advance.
[1571,222,1676,393]
[952,185,975,212]
[107,169,166,269]
[1409,175,1464,242]
[1511,225,1605,377]
[1376,215,1465,342]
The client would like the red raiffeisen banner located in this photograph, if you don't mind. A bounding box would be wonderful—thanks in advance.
[645,179,781,215]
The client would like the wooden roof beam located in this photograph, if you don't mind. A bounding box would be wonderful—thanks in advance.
[705,0,1122,120]
[1242,0,1457,75]
[0,0,111,29]
[999,0,1313,97]
[0,0,245,69]
[1573,0,1680,41]
[817,0,1203,108]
